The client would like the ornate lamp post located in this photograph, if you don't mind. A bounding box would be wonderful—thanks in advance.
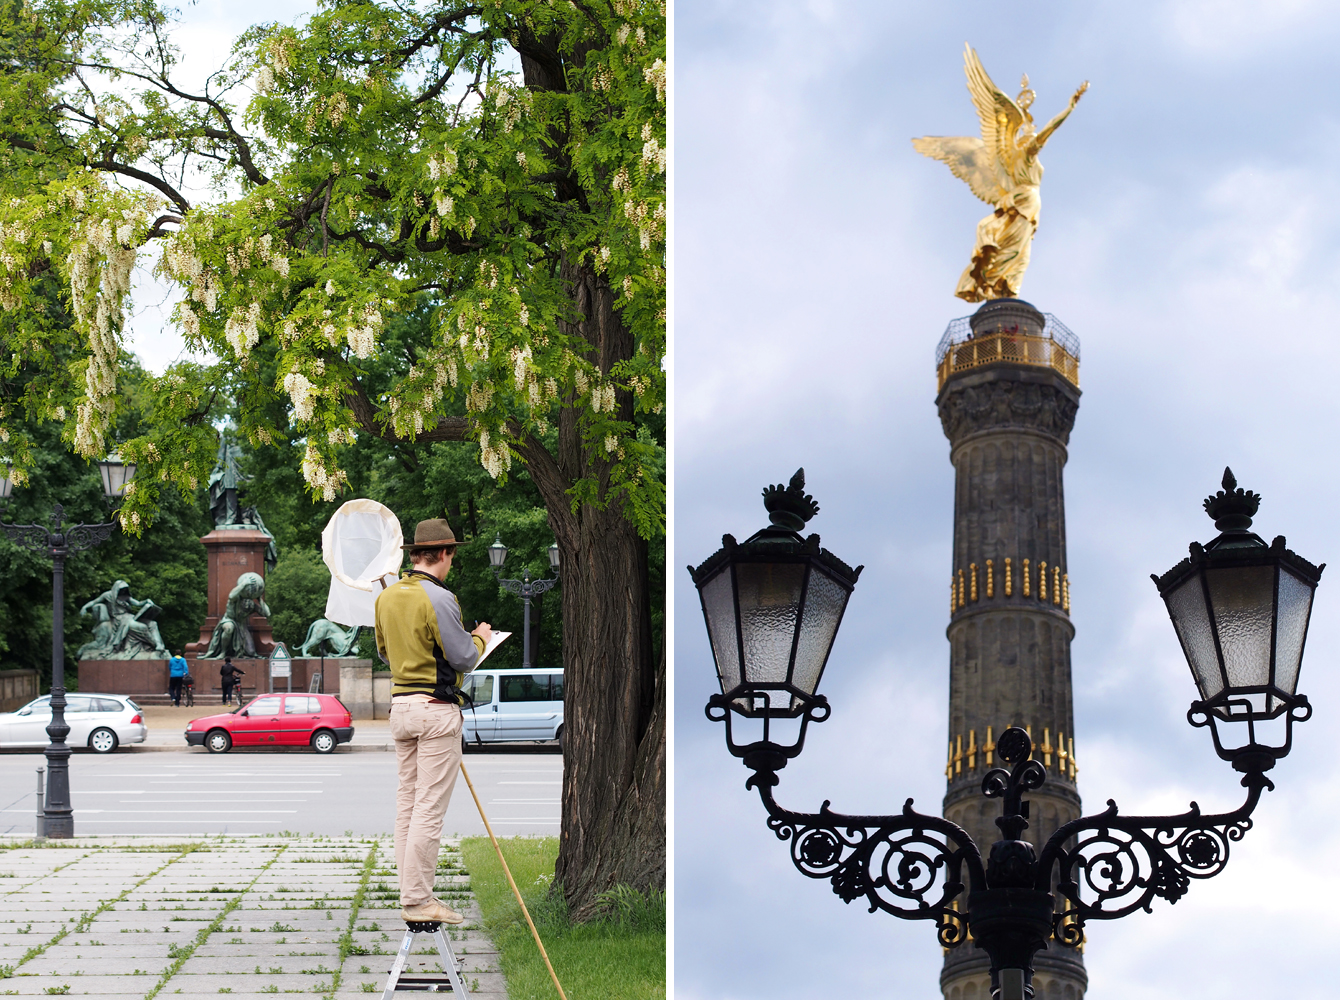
[0,454,136,840]
[489,535,561,669]
[690,469,1322,1000]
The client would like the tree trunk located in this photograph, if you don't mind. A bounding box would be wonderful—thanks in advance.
[516,257,665,919]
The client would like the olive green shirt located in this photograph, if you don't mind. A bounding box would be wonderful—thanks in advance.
[374,570,484,703]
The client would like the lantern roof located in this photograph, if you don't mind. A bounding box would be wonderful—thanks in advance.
[688,469,863,589]
[1153,468,1324,595]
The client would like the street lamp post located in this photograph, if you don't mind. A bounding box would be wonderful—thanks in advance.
[0,455,136,840]
[690,468,1322,1000]
[489,535,560,669]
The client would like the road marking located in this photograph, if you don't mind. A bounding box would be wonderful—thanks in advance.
[67,819,286,824]
[490,799,560,803]
[77,804,297,809]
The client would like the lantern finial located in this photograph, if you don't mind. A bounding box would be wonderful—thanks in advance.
[762,468,820,532]
[1203,467,1260,532]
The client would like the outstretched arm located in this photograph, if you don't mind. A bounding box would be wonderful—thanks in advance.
[1031,82,1089,153]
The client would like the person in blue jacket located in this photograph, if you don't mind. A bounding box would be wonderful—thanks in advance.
[168,650,190,706]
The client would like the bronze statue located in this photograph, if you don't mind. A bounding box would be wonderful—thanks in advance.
[207,439,278,567]
[299,619,364,658]
[78,580,168,659]
[201,571,271,659]
[913,45,1087,302]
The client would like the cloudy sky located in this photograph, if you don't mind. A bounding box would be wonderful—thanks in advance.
[674,2,1340,999]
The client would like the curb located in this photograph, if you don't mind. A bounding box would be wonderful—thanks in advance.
[128,742,397,753]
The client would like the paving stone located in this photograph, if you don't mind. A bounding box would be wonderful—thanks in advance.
[1,835,509,999]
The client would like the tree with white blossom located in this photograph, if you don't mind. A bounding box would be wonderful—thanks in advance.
[0,0,665,914]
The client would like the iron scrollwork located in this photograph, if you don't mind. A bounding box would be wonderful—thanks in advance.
[756,782,984,948]
[724,720,1274,959]
[0,504,118,555]
[1039,772,1267,944]
[65,521,118,553]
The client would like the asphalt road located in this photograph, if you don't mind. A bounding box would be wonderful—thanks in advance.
[0,749,561,838]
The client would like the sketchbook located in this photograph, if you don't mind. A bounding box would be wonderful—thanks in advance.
[474,630,512,668]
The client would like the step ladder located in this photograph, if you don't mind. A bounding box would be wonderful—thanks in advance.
[381,920,469,997]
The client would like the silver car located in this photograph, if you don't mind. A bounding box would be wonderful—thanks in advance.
[0,694,148,753]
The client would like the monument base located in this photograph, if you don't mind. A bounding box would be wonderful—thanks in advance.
[78,658,170,699]
[185,528,277,658]
[188,656,350,700]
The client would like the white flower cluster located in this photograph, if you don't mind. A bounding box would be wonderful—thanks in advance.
[477,428,512,479]
[327,427,356,445]
[282,371,316,421]
[466,382,494,414]
[624,198,665,250]
[591,382,617,413]
[641,122,667,174]
[68,203,149,458]
[301,442,349,501]
[510,345,533,389]
[225,301,263,357]
[495,88,527,133]
[426,147,458,182]
[346,303,381,359]
[644,59,667,103]
[328,92,350,126]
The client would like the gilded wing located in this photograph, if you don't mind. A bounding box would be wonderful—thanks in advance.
[911,135,1007,206]
[963,44,1025,177]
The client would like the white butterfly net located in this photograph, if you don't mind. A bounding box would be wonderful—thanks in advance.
[321,499,405,626]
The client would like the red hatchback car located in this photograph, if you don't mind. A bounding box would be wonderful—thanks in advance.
[185,694,354,754]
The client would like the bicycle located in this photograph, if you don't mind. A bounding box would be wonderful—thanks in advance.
[181,674,195,707]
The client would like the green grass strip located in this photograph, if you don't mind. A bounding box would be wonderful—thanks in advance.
[143,844,288,1000]
[321,840,380,1000]
[460,837,666,1000]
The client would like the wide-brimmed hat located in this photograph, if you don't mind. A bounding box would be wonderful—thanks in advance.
[403,518,458,550]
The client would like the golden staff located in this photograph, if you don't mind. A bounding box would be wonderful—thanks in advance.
[460,762,569,1000]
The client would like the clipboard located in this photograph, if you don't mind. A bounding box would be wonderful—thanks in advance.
[474,630,511,668]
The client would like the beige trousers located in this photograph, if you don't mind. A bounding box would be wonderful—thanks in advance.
[390,699,463,907]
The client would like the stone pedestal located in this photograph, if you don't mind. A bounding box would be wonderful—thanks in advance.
[339,661,374,720]
[185,528,276,658]
[0,668,41,711]
[937,299,1088,1000]
[78,659,170,698]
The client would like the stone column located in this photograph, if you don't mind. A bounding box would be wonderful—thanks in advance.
[936,299,1087,1000]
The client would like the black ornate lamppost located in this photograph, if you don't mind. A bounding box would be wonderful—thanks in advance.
[689,468,1322,1000]
[488,535,560,669]
[0,454,136,840]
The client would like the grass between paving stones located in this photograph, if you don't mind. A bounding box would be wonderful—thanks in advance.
[319,842,380,1000]
[2,845,197,980]
[460,837,665,1000]
[144,844,288,1000]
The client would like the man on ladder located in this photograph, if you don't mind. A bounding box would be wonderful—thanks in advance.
[375,518,492,925]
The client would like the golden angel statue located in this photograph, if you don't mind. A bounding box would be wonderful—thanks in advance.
[914,45,1088,302]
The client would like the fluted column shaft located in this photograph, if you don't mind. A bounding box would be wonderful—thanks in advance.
[936,299,1087,1000]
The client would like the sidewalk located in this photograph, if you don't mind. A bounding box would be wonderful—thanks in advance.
[0,835,508,998]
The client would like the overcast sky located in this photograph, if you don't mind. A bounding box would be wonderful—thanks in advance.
[675,2,1340,999]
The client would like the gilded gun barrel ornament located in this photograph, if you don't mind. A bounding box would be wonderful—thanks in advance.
[914,44,1087,302]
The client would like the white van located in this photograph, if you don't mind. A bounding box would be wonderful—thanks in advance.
[461,668,564,747]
